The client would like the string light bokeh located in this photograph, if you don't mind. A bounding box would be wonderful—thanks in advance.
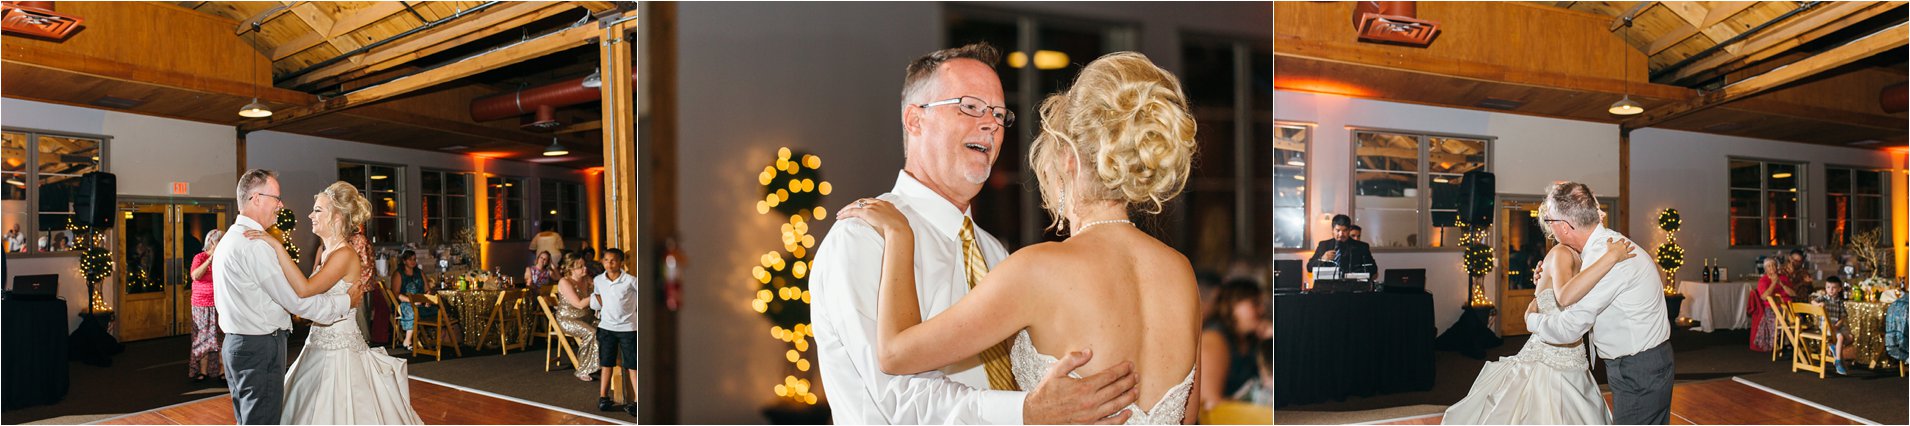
[749,147,830,406]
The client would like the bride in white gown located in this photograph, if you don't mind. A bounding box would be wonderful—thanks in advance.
[838,52,1201,424]
[248,181,423,425]
[1442,237,1638,425]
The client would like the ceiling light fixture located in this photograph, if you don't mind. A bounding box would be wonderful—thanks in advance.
[238,22,273,118]
[1609,18,1644,116]
[543,138,569,156]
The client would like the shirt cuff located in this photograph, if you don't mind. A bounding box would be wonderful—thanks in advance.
[977,390,1026,425]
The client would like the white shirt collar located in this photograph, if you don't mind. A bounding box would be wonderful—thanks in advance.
[891,170,973,242]
[234,214,266,232]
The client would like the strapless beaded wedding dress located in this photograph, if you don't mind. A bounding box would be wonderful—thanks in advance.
[281,278,424,424]
[1443,288,1610,424]
[1009,330,1194,424]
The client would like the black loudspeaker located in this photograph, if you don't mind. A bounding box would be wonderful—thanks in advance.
[74,172,115,229]
[1458,170,1495,226]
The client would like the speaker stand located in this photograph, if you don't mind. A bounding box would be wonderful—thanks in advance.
[68,312,123,367]
[1436,305,1502,360]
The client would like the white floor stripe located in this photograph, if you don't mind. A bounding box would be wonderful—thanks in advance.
[408,376,634,425]
[1357,412,1444,425]
[85,394,227,425]
[1731,376,1880,425]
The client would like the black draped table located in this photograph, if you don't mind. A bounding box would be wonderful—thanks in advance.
[3,298,70,409]
[1274,291,1435,407]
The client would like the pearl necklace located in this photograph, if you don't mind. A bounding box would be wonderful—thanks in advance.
[1073,219,1133,236]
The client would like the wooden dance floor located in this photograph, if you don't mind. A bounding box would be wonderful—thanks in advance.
[1374,378,1869,425]
[91,378,624,425]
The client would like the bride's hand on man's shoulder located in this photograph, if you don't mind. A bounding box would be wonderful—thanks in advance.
[838,198,910,238]
[242,230,285,251]
[1603,237,1637,261]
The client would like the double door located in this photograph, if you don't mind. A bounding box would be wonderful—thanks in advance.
[116,199,230,342]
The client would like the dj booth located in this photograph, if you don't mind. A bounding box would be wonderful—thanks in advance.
[1271,269,1436,407]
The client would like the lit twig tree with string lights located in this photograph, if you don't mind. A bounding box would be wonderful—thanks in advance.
[748,147,832,406]
[1459,219,1495,308]
[72,219,114,315]
[1655,208,1683,295]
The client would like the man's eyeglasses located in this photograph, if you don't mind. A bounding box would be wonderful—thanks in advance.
[254,193,283,203]
[917,96,1015,128]
[1542,217,1575,230]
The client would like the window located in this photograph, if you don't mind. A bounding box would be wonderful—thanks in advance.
[1273,122,1309,249]
[947,7,1135,248]
[540,180,586,240]
[3,129,107,254]
[1728,159,1802,247]
[421,169,473,245]
[1178,34,1274,267]
[337,161,403,245]
[1825,165,1888,247]
[486,175,527,241]
[1352,130,1490,249]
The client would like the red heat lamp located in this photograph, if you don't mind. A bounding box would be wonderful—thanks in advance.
[1,1,83,41]
[1355,13,1439,47]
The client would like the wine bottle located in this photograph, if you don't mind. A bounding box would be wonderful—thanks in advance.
[1702,259,1713,282]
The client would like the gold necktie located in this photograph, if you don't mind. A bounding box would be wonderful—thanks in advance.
[962,217,1021,391]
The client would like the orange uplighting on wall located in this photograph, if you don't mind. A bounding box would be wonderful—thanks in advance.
[1275,78,1375,98]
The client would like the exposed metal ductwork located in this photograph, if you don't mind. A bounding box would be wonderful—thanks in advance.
[1883,82,1907,114]
[470,71,637,129]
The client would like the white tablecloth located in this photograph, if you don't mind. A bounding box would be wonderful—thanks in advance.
[1679,280,1755,332]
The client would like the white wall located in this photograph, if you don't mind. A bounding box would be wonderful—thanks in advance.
[1628,128,1900,284]
[672,2,1269,422]
[2,98,589,334]
[1273,91,1621,334]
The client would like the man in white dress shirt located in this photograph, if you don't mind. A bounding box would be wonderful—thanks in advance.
[811,43,1138,425]
[214,169,368,424]
[1525,181,1673,425]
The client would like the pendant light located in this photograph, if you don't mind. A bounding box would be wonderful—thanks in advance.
[1609,17,1644,116]
[239,21,273,118]
[543,138,569,156]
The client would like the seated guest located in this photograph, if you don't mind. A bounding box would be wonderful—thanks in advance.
[591,248,638,417]
[1348,224,1363,242]
[554,255,600,381]
[188,229,225,382]
[1787,249,1815,301]
[1200,279,1268,411]
[1751,257,1794,352]
[394,250,435,351]
[524,251,556,294]
[1307,214,1376,274]
[1814,277,1853,375]
[1228,342,1272,406]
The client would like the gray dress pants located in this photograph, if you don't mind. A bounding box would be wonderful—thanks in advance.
[222,330,288,425]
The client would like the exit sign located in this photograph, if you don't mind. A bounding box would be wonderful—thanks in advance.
[171,182,189,195]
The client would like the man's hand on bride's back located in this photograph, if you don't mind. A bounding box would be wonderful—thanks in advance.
[1024,347,1138,424]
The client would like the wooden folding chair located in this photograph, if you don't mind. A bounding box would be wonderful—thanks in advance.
[538,294,582,372]
[413,293,462,361]
[529,286,555,343]
[1765,294,1797,361]
[379,281,405,350]
[476,289,529,355]
[1789,302,1833,378]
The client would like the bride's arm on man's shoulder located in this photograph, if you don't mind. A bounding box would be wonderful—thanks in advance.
[241,230,336,298]
[876,243,1046,376]
[1555,238,1638,307]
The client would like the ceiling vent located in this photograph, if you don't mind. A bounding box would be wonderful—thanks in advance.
[1476,98,1525,110]
[89,96,141,109]
[1354,2,1440,47]
[1,1,83,41]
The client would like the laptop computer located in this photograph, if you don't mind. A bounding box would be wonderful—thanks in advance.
[8,274,59,300]
[1383,268,1426,293]
[1273,259,1303,294]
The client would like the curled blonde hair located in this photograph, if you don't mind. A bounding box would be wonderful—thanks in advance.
[1031,52,1197,231]
[316,181,372,240]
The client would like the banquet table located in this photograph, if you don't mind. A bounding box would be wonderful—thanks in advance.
[1273,290,1435,407]
[2,298,69,410]
[1678,280,1755,332]
[435,289,534,348]
[1844,301,1888,367]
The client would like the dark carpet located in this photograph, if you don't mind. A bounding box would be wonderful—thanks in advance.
[1276,327,1907,424]
[2,330,629,425]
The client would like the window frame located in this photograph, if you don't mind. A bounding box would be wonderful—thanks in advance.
[1273,121,1312,251]
[1824,164,1889,248]
[1726,157,1807,249]
[484,174,530,242]
[336,160,406,246]
[2,126,112,258]
[420,168,474,246]
[1346,126,1495,252]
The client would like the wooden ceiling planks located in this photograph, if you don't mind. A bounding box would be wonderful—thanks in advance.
[180,1,500,78]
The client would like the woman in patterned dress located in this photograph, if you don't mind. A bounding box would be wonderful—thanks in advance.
[187,229,225,381]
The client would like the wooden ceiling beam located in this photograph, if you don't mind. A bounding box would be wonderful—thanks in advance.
[269,1,411,61]
[1648,23,1701,56]
[553,120,603,135]
[1665,1,1888,83]
[241,20,605,132]
[233,1,297,35]
[1608,1,1657,32]
[1623,22,1907,131]
[285,2,363,54]
[280,1,575,89]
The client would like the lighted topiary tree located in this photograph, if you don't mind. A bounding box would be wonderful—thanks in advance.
[1655,208,1683,294]
[747,147,832,407]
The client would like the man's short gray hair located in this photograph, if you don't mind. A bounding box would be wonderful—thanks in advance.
[1542,181,1602,230]
[236,169,277,202]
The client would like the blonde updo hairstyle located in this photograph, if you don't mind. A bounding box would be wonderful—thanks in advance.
[1030,52,1197,232]
[316,181,373,240]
